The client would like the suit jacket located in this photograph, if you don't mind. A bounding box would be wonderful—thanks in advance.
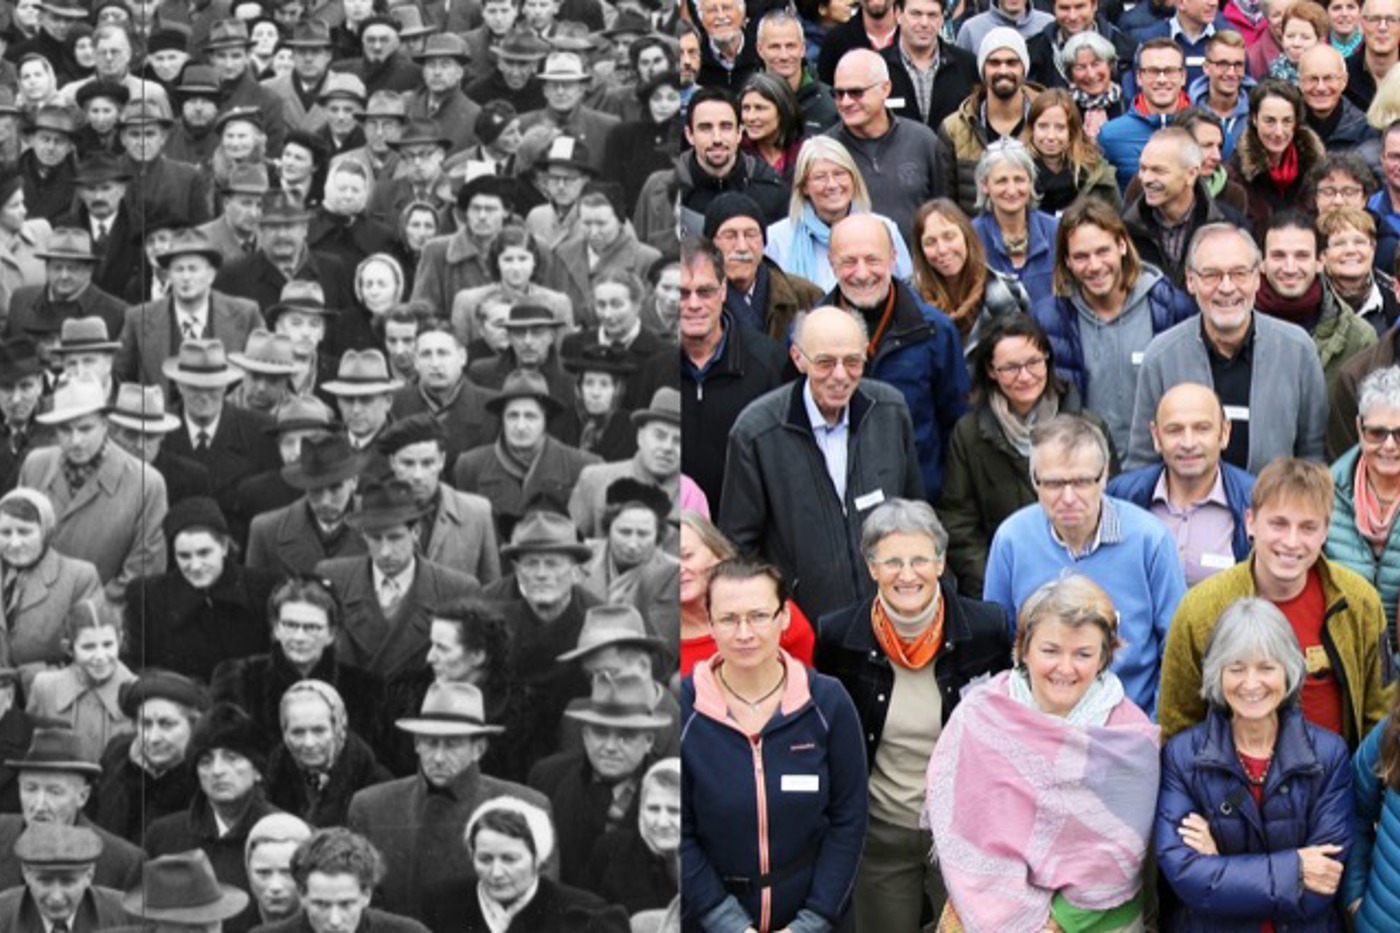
[547,228,661,329]
[4,282,127,343]
[195,215,260,267]
[247,498,368,578]
[162,405,280,517]
[50,203,142,302]
[315,554,480,680]
[453,437,599,540]
[231,468,301,543]
[408,230,494,320]
[389,379,498,470]
[346,766,552,922]
[422,875,627,933]
[0,884,130,933]
[518,106,619,176]
[120,155,213,228]
[151,446,214,508]
[406,87,480,153]
[332,52,422,95]
[212,250,358,355]
[261,71,331,135]
[114,291,265,395]
[568,457,677,538]
[17,443,167,586]
[0,814,145,890]
[2,546,102,667]
[424,486,501,585]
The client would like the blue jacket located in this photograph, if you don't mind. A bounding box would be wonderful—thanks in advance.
[1342,716,1400,932]
[1156,704,1353,932]
[1029,269,1197,399]
[1137,14,1237,85]
[1369,191,1400,282]
[1100,108,1178,191]
[822,280,969,501]
[1188,74,1252,159]
[1107,461,1256,563]
[681,655,868,933]
[1324,445,1400,634]
[972,210,1058,306]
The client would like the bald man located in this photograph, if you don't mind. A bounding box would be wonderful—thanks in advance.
[1108,381,1257,584]
[827,48,946,237]
[1300,44,1378,153]
[822,214,968,502]
[719,305,925,619]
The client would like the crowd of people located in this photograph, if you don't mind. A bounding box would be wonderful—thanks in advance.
[667,0,1400,926]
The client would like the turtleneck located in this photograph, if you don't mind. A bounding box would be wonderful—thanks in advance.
[877,592,940,639]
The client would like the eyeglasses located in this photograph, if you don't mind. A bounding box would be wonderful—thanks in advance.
[1205,58,1246,70]
[679,284,721,300]
[277,619,329,635]
[1140,66,1184,79]
[1361,422,1400,444]
[794,344,866,376]
[1191,265,1258,287]
[1364,13,1400,25]
[1034,471,1104,493]
[712,607,782,632]
[1300,73,1346,87]
[832,82,878,100]
[872,555,938,573]
[1316,185,1364,200]
[991,355,1048,377]
[806,169,851,187]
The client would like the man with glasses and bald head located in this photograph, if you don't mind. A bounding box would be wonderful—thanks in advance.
[1300,44,1376,151]
[1346,0,1400,109]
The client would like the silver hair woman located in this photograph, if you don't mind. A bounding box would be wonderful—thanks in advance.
[1060,32,1123,139]
[971,140,1059,297]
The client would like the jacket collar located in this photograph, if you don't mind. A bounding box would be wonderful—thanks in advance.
[783,376,875,435]
[691,649,813,730]
[44,661,130,719]
[1195,703,1323,788]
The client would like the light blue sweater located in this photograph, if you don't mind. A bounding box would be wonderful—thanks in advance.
[983,497,1188,716]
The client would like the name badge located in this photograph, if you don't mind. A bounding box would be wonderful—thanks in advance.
[887,96,907,109]
[1131,351,1145,366]
[854,490,886,511]
[1223,405,1250,422]
[1200,552,1234,570]
[1186,55,1205,67]
[1305,644,1331,675]
[781,774,820,793]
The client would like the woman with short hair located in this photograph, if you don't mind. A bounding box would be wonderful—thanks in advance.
[1060,32,1125,139]
[972,139,1060,302]
[1317,206,1400,336]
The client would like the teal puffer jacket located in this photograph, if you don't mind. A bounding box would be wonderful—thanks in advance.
[1342,716,1400,930]
[1326,446,1400,635]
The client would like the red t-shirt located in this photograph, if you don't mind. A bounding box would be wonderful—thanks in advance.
[679,600,816,677]
[1274,567,1345,737]
[1237,752,1274,933]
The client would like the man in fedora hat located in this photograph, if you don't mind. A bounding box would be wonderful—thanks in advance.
[529,671,668,885]
[376,413,500,585]
[264,281,342,403]
[520,51,619,176]
[336,13,423,96]
[227,328,300,417]
[117,96,213,229]
[315,71,368,158]
[408,174,515,318]
[465,303,571,396]
[246,432,369,577]
[205,19,289,153]
[347,681,551,921]
[50,318,120,396]
[0,340,54,493]
[389,324,496,467]
[160,64,221,168]
[261,20,337,136]
[196,163,270,266]
[114,230,263,396]
[453,370,599,540]
[159,339,282,519]
[323,349,400,476]
[18,104,79,223]
[121,850,249,933]
[569,386,680,538]
[106,382,214,508]
[229,394,336,541]
[0,729,146,892]
[51,152,141,300]
[0,823,129,932]
[518,133,591,251]
[4,228,126,352]
[315,479,480,680]
[18,378,168,585]
[365,117,450,231]
[332,90,408,183]
[464,28,548,113]
[407,34,480,152]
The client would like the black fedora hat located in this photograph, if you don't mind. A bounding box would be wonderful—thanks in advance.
[0,338,43,385]
[561,342,638,376]
[282,433,366,491]
[3,729,101,778]
[344,479,428,531]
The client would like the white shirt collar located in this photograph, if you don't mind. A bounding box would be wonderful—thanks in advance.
[186,413,221,446]
[803,378,849,430]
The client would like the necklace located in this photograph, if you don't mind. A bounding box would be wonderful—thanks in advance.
[718,664,787,713]
[1236,748,1272,786]
[1003,232,1029,255]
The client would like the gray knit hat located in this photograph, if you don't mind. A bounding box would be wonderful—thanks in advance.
[977,27,1030,74]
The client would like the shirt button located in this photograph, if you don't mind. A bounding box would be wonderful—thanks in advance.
[877,694,886,702]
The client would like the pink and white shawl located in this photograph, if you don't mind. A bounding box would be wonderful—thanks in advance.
[922,671,1160,933]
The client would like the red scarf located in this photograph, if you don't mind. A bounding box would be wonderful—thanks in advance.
[1131,90,1189,117]
[1255,275,1323,328]
[1267,142,1299,192]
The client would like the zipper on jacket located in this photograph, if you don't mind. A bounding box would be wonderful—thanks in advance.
[1319,596,1357,745]
[752,735,772,933]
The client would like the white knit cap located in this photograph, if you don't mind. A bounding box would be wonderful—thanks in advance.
[978,27,1030,74]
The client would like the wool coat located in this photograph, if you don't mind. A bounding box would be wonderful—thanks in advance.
[246,498,369,578]
[264,731,390,828]
[113,291,265,396]
[1,546,102,668]
[421,875,628,933]
[453,437,600,539]
[93,732,199,845]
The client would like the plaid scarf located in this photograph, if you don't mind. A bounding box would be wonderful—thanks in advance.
[1070,82,1122,113]
[62,441,106,492]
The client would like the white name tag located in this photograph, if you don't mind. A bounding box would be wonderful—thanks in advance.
[887,97,907,109]
[1131,351,1145,366]
[781,774,820,793]
[854,490,886,511]
[1200,552,1235,570]
[1223,405,1250,422]
[1186,55,1205,67]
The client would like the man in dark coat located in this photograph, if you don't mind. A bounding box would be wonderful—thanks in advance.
[6,228,127,344]
[405,34,479,151]
[0,823,131,933]
[51,155,147,304]
[117,97,213,228]
[332,15,423,94]
[246,433,368,578]
[17,106,80,224]
[882,0,979,131]
[205,18,289,153]
[677,88,789,231]
[388,326,497,469]
[0,340,53,495]
[106,383,213,510]
[231,396,337,542]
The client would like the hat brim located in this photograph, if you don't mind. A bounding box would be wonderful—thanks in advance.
[53,340,120,354]
[120,116,175,127]
[485,392,563,416]
[563,707,670,729]
[556,633,664,663]
[3,758,102,777]
[538,156,596,176]
[36,400,109,425]
[258,210,317,225]
[156,248,223,269]
[630,409,679,427]
[282,38,334,47]
[561,355,638,375]
[501,541,592,562]
[228,352,300,375]
[321,378,403,396]
[281,453,365,490]
[108,412,182,433]
[394,717,506,736]
[388,135,451,150]
[344,503,428,530]
[122,887,249,923]
[160,360,245,387]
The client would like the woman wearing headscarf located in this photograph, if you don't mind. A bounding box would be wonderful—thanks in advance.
[584,758,680,915]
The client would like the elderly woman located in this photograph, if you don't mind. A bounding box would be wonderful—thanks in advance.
[124,498,282,683]
[1062,32,1125,140]
[1229,80,1326,237]
[926,574,1160,930]
[265,679,392,828]
[683,559,868,933]
[451,225,574,346]
[763,136,913,296]
[1156,597,1352,929]
[1326,366,1400,645]
[1319,207,1400,336]
[94,670,207,844]
[354,252,405,323]
[739,73,804,182]
[210,576,384,748]
[211,108,268,198]
[560,344,639,462]
[144,702,279,903]
[913,198,1029,355]
[0,487,101,671]
[584,758,680,914]
[815,499,1010,929]
[972,140,1060,303]
[424,797,627,932]
[584,479,678,608]
[1028,88,1119,213]
[678,512,814,676]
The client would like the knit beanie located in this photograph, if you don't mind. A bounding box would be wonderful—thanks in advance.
[702,192,766,244]
[978,27,1030,74]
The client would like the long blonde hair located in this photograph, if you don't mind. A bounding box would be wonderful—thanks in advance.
[1028,89,1104,182]
[788,137,871,224]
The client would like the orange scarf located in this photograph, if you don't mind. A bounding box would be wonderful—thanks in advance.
[871,596,945,670]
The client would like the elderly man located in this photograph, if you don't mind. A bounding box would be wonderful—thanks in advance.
[1107,382,1256,585]
[323,349,399,478]
[58,24,170,114]
[1301,45,1375,152]
[336,92,408,184]
[52,154,142,303]
[18,378,166,584]
[243,814,313,928]
[113,229,263,395]
[389,326,497,468]
[106,382,212,508]
[823,213,967,501]
[1129,223,1329,473]
[265,281,339,401]
[719,306,924,620]
[49,318,118,396]
[197,164,269,266]
[376,414,500,585]
[0,729,145,891]
[409,175,513,318]
[347,683,549,922]
[120,850,248,933]
[246,433,368,577]
[0,823,129,932]
[316,480,479,681]
[337,13,423,95]
[465,30,548,113]
[262,20,337,135]
[116,97,211,228]
[1345,0,1400,110]
[465,304,571,395]
[984,414,1187,713]
[569,388,680,538]
[1099,39,1190,189]
[1158,458,1391,747]
[5,230,125,344]
[937,31,1037,216]
[227,329,299,417]
[406,34,478,152]
[520,52,617,174]
[695,0,761,90]
[827,49,944,238]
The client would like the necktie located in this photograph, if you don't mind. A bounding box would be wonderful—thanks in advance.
[52,920,68,933]
[93,222,108,252]
[181,317,201,341]
[379,576,402,615]
[2,573,17,624]
[195,430,210,453]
